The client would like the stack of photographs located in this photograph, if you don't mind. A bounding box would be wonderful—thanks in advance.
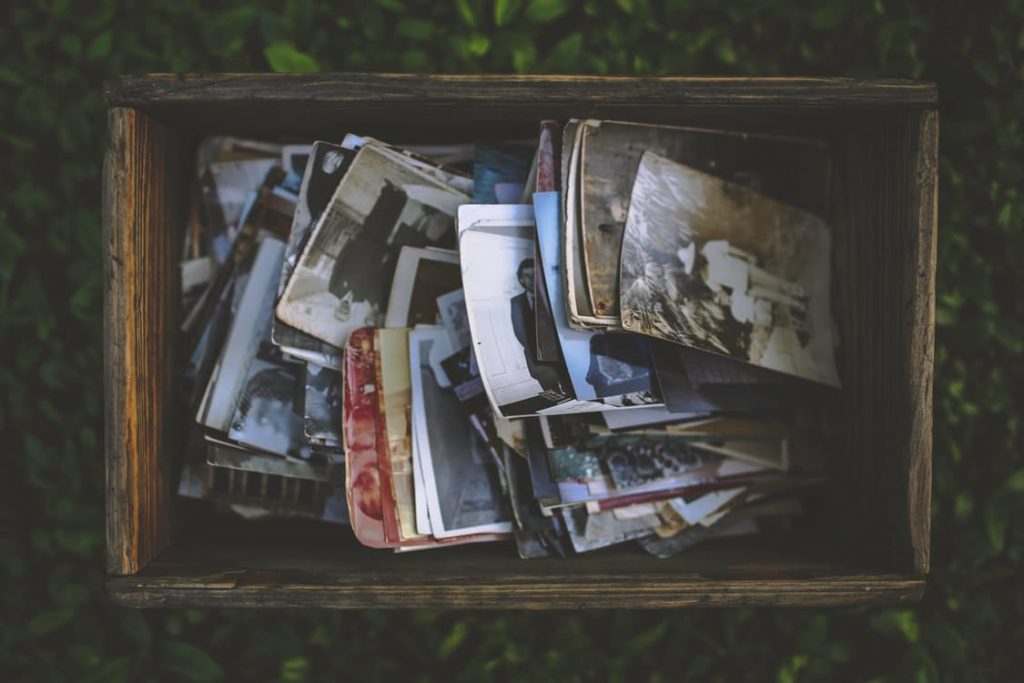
[175,118,842,559]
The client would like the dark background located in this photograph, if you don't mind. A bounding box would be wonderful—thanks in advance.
[2,0,1022,680]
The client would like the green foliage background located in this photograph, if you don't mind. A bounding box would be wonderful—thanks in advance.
[2,0,1023,680]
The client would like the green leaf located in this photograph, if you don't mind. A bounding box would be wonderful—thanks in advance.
[1006,469,1024,492]
[264,42,319,72]
[86,31,112,59]
[525,0,570,23]
[869,609,920,643]
[513,42,537,73]
[281,656,310,683]
[985,504,1007,553]
[465,34,491,57]
[546,32,582,70]
[494,0,522,27]
[439,621,468,658]
[28,608,75,636]
[161,642,224,683]
[455,0,478,26]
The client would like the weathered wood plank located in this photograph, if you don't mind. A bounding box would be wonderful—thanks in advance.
[105,529,925,608]
[904,110,938,574]
[108,575,925,609]
[105,74,938,108]
[103,108,182,575]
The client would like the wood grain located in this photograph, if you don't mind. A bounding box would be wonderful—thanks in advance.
[106,74,938,108]
[103,108,183,575]
[106,530,925,608]
[102,74,937,141]
[904,110,938,574]
[828,110,938,575]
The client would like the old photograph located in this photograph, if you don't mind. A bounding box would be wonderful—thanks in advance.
[593,435,725,490]
[410,327,513,538]
[436,288,472,351]
[534,191,661,403]
[376,327,420,542]
[578,119,831,318]
[198,236,287,434]
[228,354,308,461]
[272,142,356,367]
[303,363,342,447]
[619,152,841,387]
[277,143,469,348]
[383,246,461,328]
[458,205,577,418]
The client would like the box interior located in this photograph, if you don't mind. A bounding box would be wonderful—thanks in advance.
[106,90,933,606]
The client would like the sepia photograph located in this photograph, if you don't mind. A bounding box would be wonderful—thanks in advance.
[376,327,420,542]
[277,143,469,348]
[410,327,513,538]
[578,119,831,318]
[619,152,841,387]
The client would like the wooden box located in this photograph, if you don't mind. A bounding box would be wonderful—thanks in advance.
[103,74,937,608]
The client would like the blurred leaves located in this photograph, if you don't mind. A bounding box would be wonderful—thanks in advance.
[264,41,318,72]
[2,0,1023,681]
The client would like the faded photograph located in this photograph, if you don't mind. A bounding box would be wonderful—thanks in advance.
[619,152,841,387]
[229,355,309,461]
[594,436,722,490]
[437,289,471,351]
[303,363,342,446]
[271,142,355,365]
[460,222,575,417]
[383,247,461,328]
[577,119,831,318]
[411,330,512,537]
[277,144,468,348]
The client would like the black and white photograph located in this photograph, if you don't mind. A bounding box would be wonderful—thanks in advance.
[383,246,461,327]
[458,205,579,418]
[303,363,342,448]
[228,355,308,461]
[619,152,841,387]
[271,142,356,367]
[436,288,471,351]
[281,144,313,177]
[410,327,513,538]
[594,436,724,490]
[197,236,287,434]
[276,143,469,348]
[535,191,662,404]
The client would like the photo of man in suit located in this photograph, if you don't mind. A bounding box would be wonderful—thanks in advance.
[510,258,567,396]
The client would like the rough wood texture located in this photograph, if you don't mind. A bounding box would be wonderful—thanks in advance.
[829,110,937,575]
[107,531,925,608]
[103,108,183,575]
[106,74,938,107]
[102,74,938,140]
[904,110,938,574]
